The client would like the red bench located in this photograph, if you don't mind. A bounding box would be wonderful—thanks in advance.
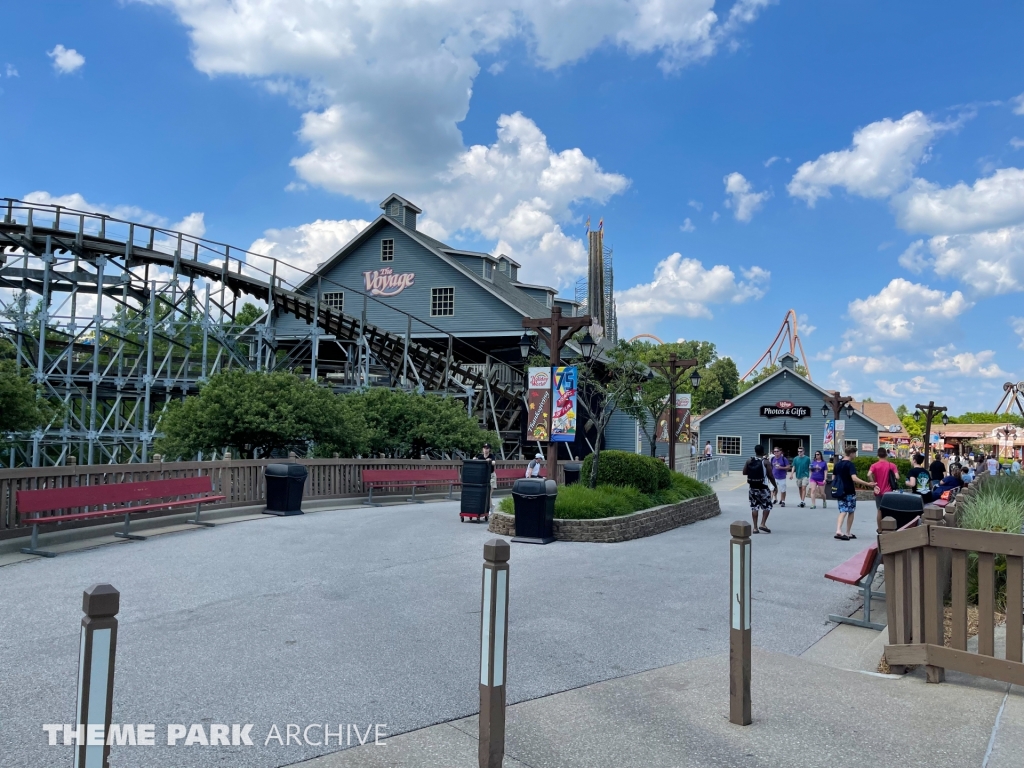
[825,515,921,631]
[361,469,461,506]
[17,476,226,558]
[495,467,547,486]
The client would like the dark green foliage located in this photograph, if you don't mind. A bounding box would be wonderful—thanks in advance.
[960,476,1024,609]
[581,450,671,493]
[0,342,54,434]
[496,470,713,520]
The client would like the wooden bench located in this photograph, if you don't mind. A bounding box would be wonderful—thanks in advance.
[17,476,226,558]
[495,467,547,487]
[825,516,921,631]
[361,469,460,506]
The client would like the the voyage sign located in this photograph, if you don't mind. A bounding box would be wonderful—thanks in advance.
[363,267,415,297]
[759,401,811,419]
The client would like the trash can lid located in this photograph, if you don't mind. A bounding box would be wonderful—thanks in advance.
[512,477,547,495]
[265,463,309,478]
[544,479,558,496]
[564,462,582,470]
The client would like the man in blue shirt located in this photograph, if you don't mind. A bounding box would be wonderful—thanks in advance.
[771,447,790,507]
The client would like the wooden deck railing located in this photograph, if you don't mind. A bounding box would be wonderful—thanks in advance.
[0,457,548,540]
[880,506,1024,685]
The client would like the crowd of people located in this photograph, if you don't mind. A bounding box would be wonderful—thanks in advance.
[741,442,1021,542]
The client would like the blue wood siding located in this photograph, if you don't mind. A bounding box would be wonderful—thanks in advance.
[697,373,880,471]
[603,409,639,453]
[275,223,527,338]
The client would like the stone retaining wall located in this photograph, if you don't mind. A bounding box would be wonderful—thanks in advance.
[487,493,720,543]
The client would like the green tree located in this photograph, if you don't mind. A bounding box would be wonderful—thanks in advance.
[950,411,1024,427]
[155,369,368,459]
[631,340,741,414]
[738,361,810,392]
[896,404,909,419]
[901,414,923,439]
[0,354,53,434]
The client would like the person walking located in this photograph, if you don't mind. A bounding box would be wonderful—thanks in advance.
[771,447,790,507]
[742,444,777,534]
[703,441,713,460]
[476,443,497,513]
[792,446,811,507]
[986,453,999,476]
[867,447,899,532]
[906,453,934,503]
[833,446,877,540]
[1013,457,1021,475]
[929,452,946,483]
[525,452,544,477]
[808,450,828,509]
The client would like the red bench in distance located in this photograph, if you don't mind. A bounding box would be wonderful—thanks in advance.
[17,476,226,558]
[825,515,921,631]
[361,469,460,506]
[495,467,547,486]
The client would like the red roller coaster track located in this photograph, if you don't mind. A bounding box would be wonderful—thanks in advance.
[740,309,811,381]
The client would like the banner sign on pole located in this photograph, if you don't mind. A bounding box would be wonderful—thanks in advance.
[551,366,578,443]
[823,420,835,454]
[657,394,692,443]
[526,367,551,442]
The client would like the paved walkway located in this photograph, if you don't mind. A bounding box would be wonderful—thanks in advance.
[3,477,1011,766]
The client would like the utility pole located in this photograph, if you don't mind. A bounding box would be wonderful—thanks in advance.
[650,353,699,472]
[822,391,854,457]
[522,307,592,483]
[914,401,948,462]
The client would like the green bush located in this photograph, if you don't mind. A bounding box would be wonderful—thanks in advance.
[496,469,712,520]
[852,455,912,481]
[580,450,671,493]
[960,475,1024,610]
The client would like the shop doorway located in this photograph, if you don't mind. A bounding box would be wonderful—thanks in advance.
[760,435,809,460]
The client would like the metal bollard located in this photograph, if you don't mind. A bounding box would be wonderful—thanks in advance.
[729,522,752,726]
[75,584,120,767]
[479,539,510,768]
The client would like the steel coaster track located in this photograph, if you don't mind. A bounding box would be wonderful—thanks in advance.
[0,198,525,465]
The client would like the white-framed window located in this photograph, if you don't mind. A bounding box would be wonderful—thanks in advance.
[381,239,394,261]
[322,292,344,311]
[546,293,553,308]
[844,439,858,453]
[717,436,741,455]
[431,287,455,317]
[389,202,402,217]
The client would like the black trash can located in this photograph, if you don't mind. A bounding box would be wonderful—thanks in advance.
[878,491,924,529]
[563,462,582,486]
[511,478,557,544]
[264,463,308,516]
[459,460,491,522]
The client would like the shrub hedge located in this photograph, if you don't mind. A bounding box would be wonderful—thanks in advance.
[496,466,713,520]
[851,455,912,481]
[580,450,671,493]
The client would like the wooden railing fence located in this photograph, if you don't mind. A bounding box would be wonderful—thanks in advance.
[880,506,1024,686]
[0,457,548,540]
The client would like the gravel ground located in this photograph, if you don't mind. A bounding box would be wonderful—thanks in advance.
[0,478,877,767]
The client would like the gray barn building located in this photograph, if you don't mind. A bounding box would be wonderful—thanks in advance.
[694,354,883,471]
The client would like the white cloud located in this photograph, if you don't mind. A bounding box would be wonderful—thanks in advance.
[616,254,768,321]
[893,168,1024,235]
[23,191,166,226]
[140,0,771,200]
[787,111,947,206]
[248,218,370,287]
[797,313,815,336]
[1012,317,1024,350]
[488,61,507,75]
[1012,92,1024,116]
[417,112,628,287]
[711,211,720,222]
[763,156,779,167]
[5,64,17,77]
[926,224,1024,295]
[688,199,702,211]
[836,347,1007,380]
[680,217,696,232]
[846,278,972,343]
[47,44,84,74]
[723,172,769,222]
[897,240,930,274]
[1011,137,1024,149]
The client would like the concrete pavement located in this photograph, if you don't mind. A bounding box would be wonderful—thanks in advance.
[2,475,1015,766]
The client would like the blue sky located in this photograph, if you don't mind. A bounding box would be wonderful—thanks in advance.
[3,0,1024,412]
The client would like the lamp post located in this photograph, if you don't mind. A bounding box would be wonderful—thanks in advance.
[996,424,1018,460]
[821,391,855,457]
[522,307,593,483]
[650,353,700,471]
[913,402,948,462]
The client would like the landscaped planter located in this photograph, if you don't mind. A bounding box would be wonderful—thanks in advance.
[487,493,720,543]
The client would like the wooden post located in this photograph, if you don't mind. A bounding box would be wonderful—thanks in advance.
[729,521,752,725]
[479,539,510,768]
[75,584,119,768]
[922,507,945,683]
